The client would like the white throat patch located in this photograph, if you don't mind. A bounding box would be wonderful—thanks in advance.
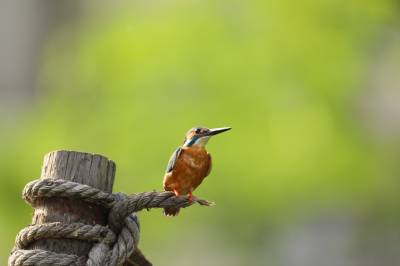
[193,136,210,147]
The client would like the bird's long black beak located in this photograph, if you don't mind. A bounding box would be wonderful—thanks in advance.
[207,127,232,136]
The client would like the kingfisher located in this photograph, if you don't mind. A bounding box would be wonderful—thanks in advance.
[163,126,231,216]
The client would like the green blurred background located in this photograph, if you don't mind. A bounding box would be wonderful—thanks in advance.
[1,1,400,265]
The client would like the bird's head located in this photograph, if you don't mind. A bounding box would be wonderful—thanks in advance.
[182,126,231,148]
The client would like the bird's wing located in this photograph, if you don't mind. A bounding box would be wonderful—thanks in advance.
[165,147,183,173]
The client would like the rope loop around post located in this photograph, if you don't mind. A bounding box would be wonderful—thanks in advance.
[9,178,214,266]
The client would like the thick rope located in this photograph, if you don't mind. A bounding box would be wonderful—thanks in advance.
[9,178,213,266]
[15,223,116,249]
[9,249,87,266]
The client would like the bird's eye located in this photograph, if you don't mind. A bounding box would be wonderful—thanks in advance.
[195,128,201,134]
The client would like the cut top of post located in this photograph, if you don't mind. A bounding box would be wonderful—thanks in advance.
[40,150,116,193]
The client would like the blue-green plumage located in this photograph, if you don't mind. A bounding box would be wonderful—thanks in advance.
[166,147,182,173]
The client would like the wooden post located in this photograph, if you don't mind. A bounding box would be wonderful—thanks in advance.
[28,150,116,257]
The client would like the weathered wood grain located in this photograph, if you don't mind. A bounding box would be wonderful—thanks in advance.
[29,150,116,256]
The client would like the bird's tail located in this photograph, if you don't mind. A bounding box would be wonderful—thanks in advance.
[163,207,180,216]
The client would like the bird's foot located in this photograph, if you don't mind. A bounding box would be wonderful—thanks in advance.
[173,189,180,197]
[188,191,193,202]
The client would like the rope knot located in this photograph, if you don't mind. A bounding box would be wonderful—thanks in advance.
[9,178,214,266]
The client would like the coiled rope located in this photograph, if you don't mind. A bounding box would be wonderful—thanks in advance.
[9,178,213,266]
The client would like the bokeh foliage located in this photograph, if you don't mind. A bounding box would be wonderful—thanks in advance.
[1,1,398,264]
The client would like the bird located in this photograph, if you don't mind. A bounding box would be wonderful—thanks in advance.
[163,126,231,216]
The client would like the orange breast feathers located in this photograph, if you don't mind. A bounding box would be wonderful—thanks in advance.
[163,147,212,195]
